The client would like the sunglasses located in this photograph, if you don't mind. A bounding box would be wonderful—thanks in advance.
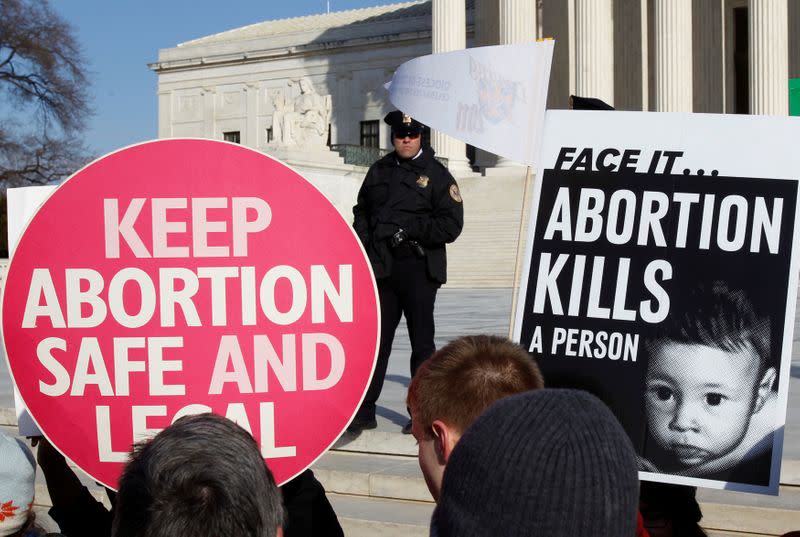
[394,132,421,139]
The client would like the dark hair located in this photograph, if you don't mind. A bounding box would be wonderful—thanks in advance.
[649,280,772,375]
[112,413,284,537]
[407,334,544,438]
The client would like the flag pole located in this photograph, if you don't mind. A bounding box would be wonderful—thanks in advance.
[508,165,534,340]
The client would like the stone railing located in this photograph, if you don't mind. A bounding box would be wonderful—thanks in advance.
[330,144,448,168]
[330,144,389,166]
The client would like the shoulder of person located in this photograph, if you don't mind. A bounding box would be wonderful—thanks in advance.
[363,155,393,181]
[375,151,397,168]
[424,151,449,173]
[423,150,455,182]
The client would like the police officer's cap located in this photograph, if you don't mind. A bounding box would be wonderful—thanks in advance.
[384,110,424,137]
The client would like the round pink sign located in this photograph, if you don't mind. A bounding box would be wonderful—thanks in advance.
[2,139,379,488]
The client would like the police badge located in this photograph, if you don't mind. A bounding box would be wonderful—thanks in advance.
[417,175,430,188]
[449,184,463,202]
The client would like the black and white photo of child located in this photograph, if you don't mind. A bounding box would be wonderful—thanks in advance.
[640,281,778,485]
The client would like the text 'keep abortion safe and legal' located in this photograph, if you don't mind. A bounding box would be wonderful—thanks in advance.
[19,196,355,462]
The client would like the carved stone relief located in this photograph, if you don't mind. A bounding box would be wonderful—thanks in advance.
[269,77,332,149]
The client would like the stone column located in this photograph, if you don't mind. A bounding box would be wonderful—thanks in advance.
[653,0,693,111]
[749,0,788,115]
[575,0,614,106]
[491,0,538,170]
[499,0,537,44]
[432,0,472,175]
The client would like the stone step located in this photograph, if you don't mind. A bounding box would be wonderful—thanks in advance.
[34,482,110,510]
[697,479,800,536]
[779,458,800,485]
[313,451,430,502]
[699,502,800,537]
[318,440,800,536]
[326,487,800,537]
[705,528,773,537]
[331,429,417,456]
[327,493,432,537]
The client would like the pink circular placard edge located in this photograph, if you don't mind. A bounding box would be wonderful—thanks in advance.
[2,139,380,488]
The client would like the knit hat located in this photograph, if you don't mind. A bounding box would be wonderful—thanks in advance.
[0,430,36,536]
[433,389,639,537]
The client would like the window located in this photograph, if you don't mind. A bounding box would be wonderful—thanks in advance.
[360,120,379,148]
[223,131,241,144]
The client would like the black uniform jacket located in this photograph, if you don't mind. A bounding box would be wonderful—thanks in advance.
[353,147,464,284]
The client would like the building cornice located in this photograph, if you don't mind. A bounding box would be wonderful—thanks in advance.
[148,28,433,73]
[149,0,474,75]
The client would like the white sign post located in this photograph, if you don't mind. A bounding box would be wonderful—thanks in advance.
[6,185,57,436]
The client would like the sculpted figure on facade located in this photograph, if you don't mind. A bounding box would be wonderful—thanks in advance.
[271,77,331,148]
[269,89,287,145]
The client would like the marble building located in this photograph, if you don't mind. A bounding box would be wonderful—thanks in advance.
[148,0,800,288]
[149,0,800,174]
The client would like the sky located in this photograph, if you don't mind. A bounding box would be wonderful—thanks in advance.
[51,0,392,156]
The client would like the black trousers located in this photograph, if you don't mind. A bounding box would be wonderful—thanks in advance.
[357,255,439,420]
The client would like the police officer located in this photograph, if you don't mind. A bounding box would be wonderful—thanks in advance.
[349,111,464,435]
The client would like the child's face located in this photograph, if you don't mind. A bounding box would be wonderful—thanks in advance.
[645,341,764,469]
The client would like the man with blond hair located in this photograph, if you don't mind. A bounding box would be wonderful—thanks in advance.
[406,334,544,500]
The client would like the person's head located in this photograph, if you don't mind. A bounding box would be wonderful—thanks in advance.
[384,110,423,159]
[112,413,284,537]
[433,389,639,537]
[298,77,313,93]
[0,431,36,537]
[644,281,777,471]
[406,334,543,500]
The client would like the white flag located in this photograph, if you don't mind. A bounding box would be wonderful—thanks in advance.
[387,42,554,167]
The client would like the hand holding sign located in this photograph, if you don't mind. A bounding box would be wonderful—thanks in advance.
[3,139,380,488]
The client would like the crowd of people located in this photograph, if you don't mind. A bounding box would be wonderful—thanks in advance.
[4,332,797,537]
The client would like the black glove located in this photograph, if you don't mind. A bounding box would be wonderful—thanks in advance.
[390,228,408,248]
[374,222,398,240]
